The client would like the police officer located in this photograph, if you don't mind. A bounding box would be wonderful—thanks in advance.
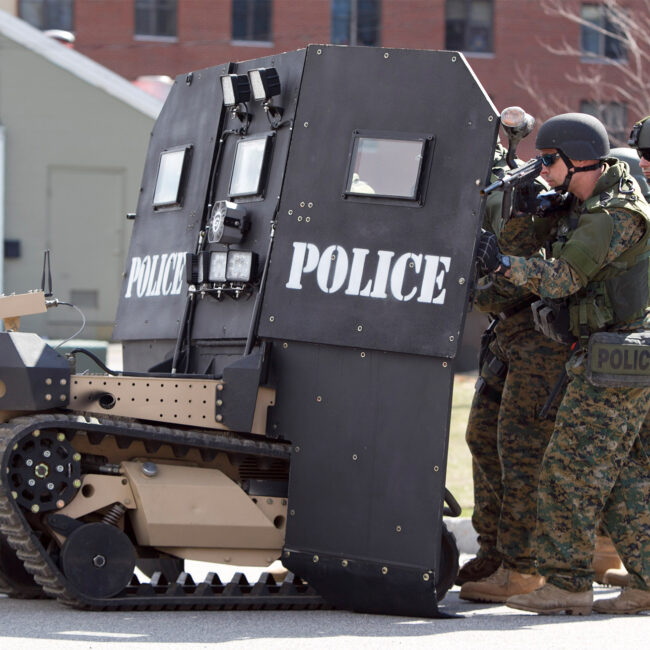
[629,115,650,187]
[478,112,650,615]
[458,144,568,602]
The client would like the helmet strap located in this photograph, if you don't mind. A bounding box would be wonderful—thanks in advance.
[556,150,601,191]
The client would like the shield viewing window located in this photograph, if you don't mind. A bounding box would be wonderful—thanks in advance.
[344,132,431,201]
[152,145,192,209]
[229,133,273,199]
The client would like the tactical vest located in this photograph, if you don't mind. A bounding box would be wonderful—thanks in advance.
[551,161,650,344]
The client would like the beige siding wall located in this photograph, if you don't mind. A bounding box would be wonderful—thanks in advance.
[0,34,154,339]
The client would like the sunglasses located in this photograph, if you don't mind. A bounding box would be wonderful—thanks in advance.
[638,149,650,162]
[540,153,560,167]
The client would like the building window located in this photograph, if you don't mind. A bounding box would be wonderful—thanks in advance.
[232,0,272,43]
[580,100,627,143]
[135,0,177,38]
[19,0,74,31]
[445,0,493,53]
[331,0,381,47]
[581,3,626,61]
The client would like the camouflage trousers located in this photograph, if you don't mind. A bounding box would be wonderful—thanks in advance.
[536,355,650,592]
[466,310,568,572]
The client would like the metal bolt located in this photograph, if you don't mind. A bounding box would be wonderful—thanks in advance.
[458,277,466,285]
[342,559,348,567]
[308,202,313,208]
[300,201,305,208]
[442,361,448,368]
[288,209,293,215]
[60,394,66,401]
[449,336,455,342]
[475,179,481,185]
[56,465,64,473]
[313,555,319,563]
[434,465,439,472]
[28,479,36,487]
[305,216,311,223]
[451,55,457,62]
[45,394,52,401]
[360,352,366,358]
[396,525,402,532]
[317,48,322,55]
[488,115,494,121]
[316,396,322,403]
[73,479,82,488]
[290,509,295,516]
[31,504,40,513]
[10,491,17,499]
[217,384,224,391]
[73,453,81,462]
[216,414,223,422]
[45,378,52,385]
[142,462,158,477]
[57,433,66,442]
[60,378,67,386]
[294,446,300,453]
[297,215,303,221]
[43,450,51,458]
[93,555,106,568]
[304,121,309,128]
[56,499,65,509]
[269,316,275,322]
[283,342,288,349]
[46,482,54,490]
[381,566,388,575]
[384,52,389,59]
[32,430,40,437]
[266,498,273,505]
[352,454,358,461]
[423,573,430,581]
[357,325,363,332]
[217,399,223,406]
[34,463,48,478]
[25,459,33,467]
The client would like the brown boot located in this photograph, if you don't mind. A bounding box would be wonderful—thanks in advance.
[459,565,544,603]
[593,535,628,585]
[506,583,592,615]
[593,588,650,614]
[600,568,631,588]
[455,555,501,586]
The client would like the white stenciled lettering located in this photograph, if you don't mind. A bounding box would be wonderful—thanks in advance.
[418,255,451,304]
[286,242,452,305]
[317,245,349,294]
[391,253,422,302]
[123,251,186,298]
[285,242,320,289]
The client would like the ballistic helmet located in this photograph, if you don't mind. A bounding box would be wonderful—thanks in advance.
[536,113,610,160]
[628,116,650,150]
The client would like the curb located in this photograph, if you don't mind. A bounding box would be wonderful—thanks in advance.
[444,517,478,555]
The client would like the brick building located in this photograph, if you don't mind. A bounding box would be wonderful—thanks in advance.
[4,1,642,158]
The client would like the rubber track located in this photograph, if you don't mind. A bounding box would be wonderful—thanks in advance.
[0,413,328,610]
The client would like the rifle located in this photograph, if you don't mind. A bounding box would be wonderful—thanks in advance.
[481,156,543,197]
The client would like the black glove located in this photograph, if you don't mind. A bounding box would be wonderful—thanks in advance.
[475,229,501,276]
[512,179,539,216]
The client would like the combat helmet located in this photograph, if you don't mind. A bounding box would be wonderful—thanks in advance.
[628,116,650,152]
[536,112,610,190]
[610,147,650,199]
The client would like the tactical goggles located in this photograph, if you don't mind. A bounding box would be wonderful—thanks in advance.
[638,149,650,162]
[540,152,560,167]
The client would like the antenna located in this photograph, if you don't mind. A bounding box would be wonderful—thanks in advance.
[41,250,53,297]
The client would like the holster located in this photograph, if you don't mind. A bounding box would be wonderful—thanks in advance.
[531,299,575,345]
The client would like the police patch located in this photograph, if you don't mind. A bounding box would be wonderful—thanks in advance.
[587,331,650,386]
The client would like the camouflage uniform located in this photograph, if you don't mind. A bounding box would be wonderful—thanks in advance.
[507,159,650,592]
[465,146,567,573]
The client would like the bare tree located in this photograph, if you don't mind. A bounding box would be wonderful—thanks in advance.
[515,0,650,145]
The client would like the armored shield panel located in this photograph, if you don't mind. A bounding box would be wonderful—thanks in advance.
[113,45,497,616]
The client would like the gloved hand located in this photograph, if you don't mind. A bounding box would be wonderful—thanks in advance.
[512,179,539,216]
[475,229,502,276]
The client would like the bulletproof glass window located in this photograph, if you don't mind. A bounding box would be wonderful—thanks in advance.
[331,0,381,46]
[135,0,177,38]
[580,4,626,61]
[345,134,428,200]
[19,0,74,31]
[232,0,272,43]
[229,134,272,198]
[445,0,493,53]
[580,100,628,144]
[153,146,191,209]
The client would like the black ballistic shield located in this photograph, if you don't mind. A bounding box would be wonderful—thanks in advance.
[113,45,498,616]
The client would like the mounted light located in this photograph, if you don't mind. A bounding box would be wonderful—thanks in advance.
[500,106,535,141]
[208,252,227,282]
[248,67,281,102]
[226,251,257,282]
[207,201,249,244]
[185,252,211,285]
[220,74,251,107]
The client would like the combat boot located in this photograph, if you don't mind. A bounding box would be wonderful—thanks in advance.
[593,588,650,614]
[506,583,593,615]
[459,565,544,603]
[593,535,628,586]
[455,554,501,586]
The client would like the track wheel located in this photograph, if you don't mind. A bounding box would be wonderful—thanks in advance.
[436,522,459,601]
[0,535,44,599]
[60,523,136,598]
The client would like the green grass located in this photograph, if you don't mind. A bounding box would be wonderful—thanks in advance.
[446,371,477,515]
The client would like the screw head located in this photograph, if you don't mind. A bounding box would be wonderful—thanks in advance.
[93,555,106,568]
